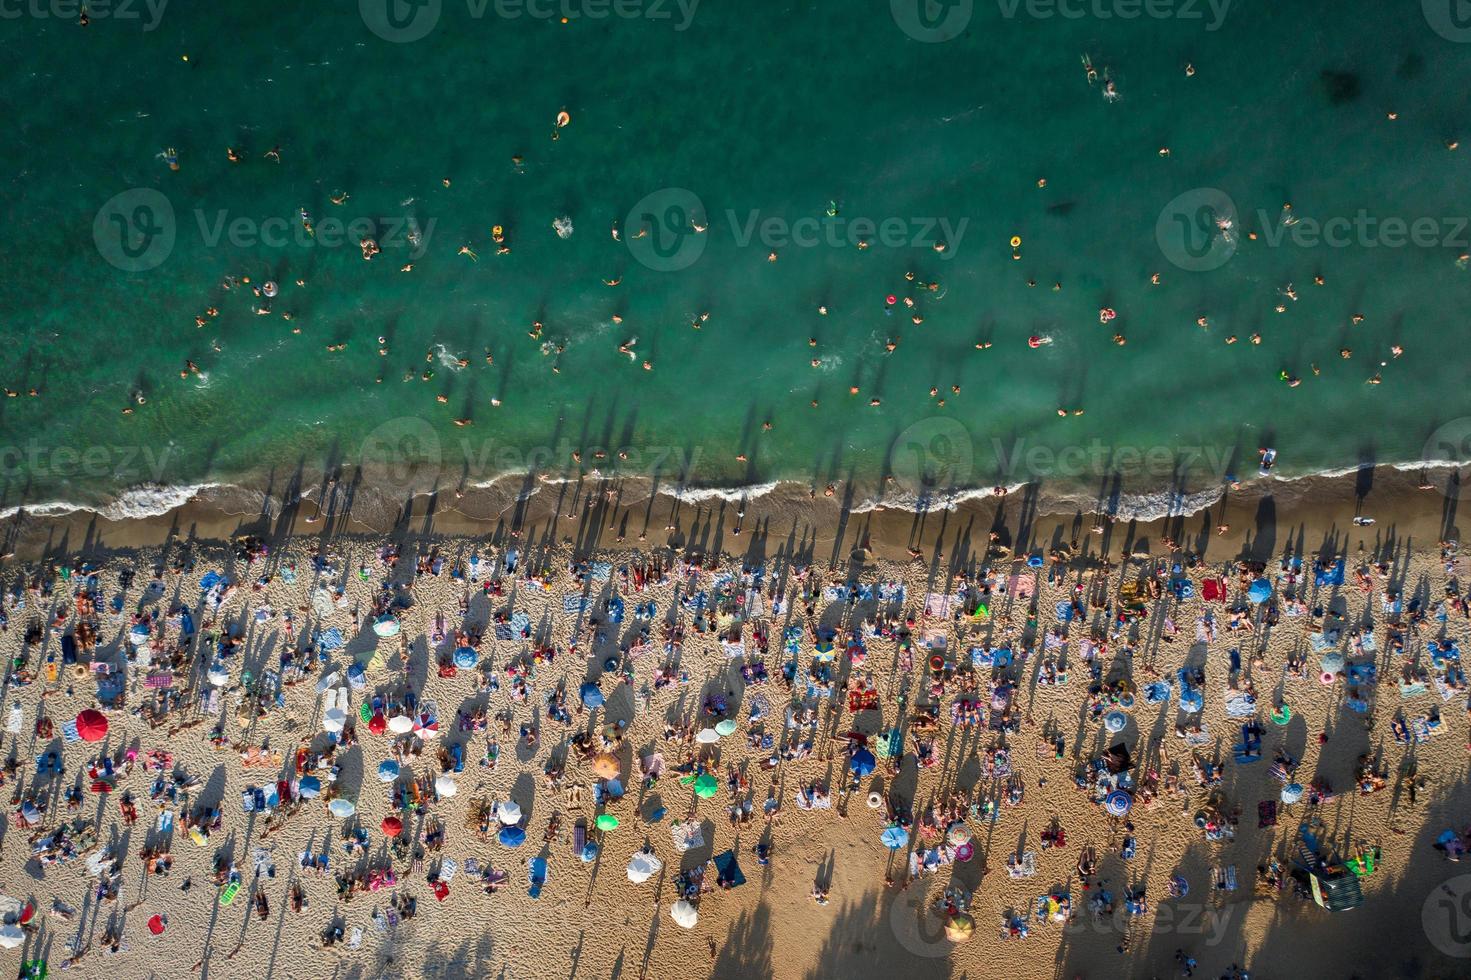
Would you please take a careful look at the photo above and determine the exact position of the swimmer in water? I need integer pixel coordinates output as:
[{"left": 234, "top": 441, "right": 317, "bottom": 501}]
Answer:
[
  {"left": 226, "top": 147, "right": 240, "bottom": 163},
  {"left": 1081, "top": 54, "right": 1098, "bottom": 86},
  {"left": 1027, "top": 335, "right": 1053, "bottom": 348},
  {"left": 330, "top": 190, "right": 349, "bottom": 205},
  {"left": 264, "top": 146, "right": 281, "bottom": 163},
  {"left": 458, "top": 245, "right": 478, "bottom": 262},
  {"left": 159, "top": 147, "right": 180, "bottom": 171}
]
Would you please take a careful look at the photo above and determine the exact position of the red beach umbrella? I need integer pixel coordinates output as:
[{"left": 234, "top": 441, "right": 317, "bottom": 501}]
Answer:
[
  {"left": 381, "top": 815, "right": 403, "bottom": 838},
  {"left": 76, "top": 709, "right": 108, "bottom": 742}
]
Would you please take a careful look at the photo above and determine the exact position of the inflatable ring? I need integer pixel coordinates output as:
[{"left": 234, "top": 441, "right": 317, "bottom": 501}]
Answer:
[
  {"left": 929, "top": 654, "right": 946, "bottom": 673},
  {"left": 867, "top": 791, "right": 883, "bottom": 809},
  {"left": 1271, "top": 704, "right": 1292, "bottom": 725},
  {"left": 1010, "top": 235, "right": 1022, "bottom": 248},
  {"left": 69, "top": 664, "right": 88, "bottom": 682},
  {"left": 1319, "top": 671, "right": 1336, "bottom": 686}
]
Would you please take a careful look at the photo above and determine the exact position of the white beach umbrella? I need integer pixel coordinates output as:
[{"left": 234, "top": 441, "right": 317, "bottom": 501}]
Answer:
[
  {"left": 323, "top": 708, "right": 347, "bottom": 733},
  {"left": 496, "top": 801, "right": 523, "bottom": 826},
  {"left": 207, "top": 665, "right": 231, "bottom": 687},
  {"left": 387, "top": 714, "right": 415, "bottom": 734},
  {"left": 670, "top": 900, "right": 699, "bottom": 929},
  {"left": 328, "top": 798, "right": 356, "bottom": 818},
  {"left": 695, "top": 728, "right": 720, "bottom": 744},
  {"left": 435, "top": 774, "right": 458, "bottom": 798},
  {"left": 0, "top": 925, "right": 24, "bottom": 949},
  {"left": 626, "top": 851, "right": 662, "bottom": 884}
]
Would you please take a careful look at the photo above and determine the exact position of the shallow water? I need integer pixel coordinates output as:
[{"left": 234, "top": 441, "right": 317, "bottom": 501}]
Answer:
[{"left": 3, "top": 0, "right": 1470, "bottom": 513}]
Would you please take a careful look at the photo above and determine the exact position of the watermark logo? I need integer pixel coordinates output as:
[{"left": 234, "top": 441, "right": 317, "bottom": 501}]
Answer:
[
  {"left": 1423, "top": 873, "right": 1471, "bottom": 957},
  {"left": 728, "top": 211, "right": 966, "bottom": 260},
  {"left": 359, "top": 417, "right": 444, "bottom": 493},
  {"left": 1256, "top": 209, "right": 1471, "bottom": 250},
  {"left": 94, "top": 189, "right": 175, "bottom": 272},
  {"left": 0, "top": 0, "right": 169, "bottom": 30},
  {"left": 361, "top": 0, "right": 442, "bottom": 42},
  {"left": 1421, "top": 419, "right": 1471, "bottom": 503},
  {"left": 891, "top": 0, "right": 973, "bottom": 41},
  {"left": 995, "top": 0, "right": 1230, "bottom": 29},
  {"left": 1424, "top": 0, "right": 1471, "bottom": 43},
  {"left": 625, "top": 188, "right": 708, "bottom": 272},
  {"left": 887, "top": 883, "right": 953, "bottom": 957},
  {"left": 0, "top": 443, "right": 176, "bottom": 484},
  {"left": 1156, "top": 188, "right": 1238, "bottom": 272},
  {"left": 361, "top": 0, "right": 698, "bottom": 41},
  {"left": 890, "top": 418, "right": 974, "bottom": 491}
]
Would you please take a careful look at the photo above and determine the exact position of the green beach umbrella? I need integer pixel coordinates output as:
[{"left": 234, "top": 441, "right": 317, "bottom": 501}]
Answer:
[
  {"left": 596, "top": 813, "right": 620, "bottom": 831},
  {"left": 714, "top": 718, "right": 737, "bottom": 737},
  {"left": 693, "top": 773, "right": 719, "bottom": 798}
]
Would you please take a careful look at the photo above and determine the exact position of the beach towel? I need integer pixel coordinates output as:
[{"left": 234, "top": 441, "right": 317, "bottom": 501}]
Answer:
[
  {"left": 1201, "top": 578, "right": 1225, "bottom": 602},
  {"left": 1008, "top": 575, "right": 1036, "bottom": 600},
  {"left": 1257, "top": 801, "right": 1277, "bottom": 828},
  {"left": 562, "top": 596, "right": 589, "bottom": 615},
  {"left": 1399, "top": 681, "right": 1428, "bottom": 700},
  {"left": 317, "top": 627, "right": 344, "bottom": 651},
  {"left": 1224, "top": 691, "right": 1257, "bottom": 717},
  {"left": 528, "top": 857, "right": 548, "bottom": 899},
  {"left": 1143, "top": 681, "right": 1171, "bottom": 705},
  {"left": 878, "top": 582, "right": 905, "bottom": 603},
  {"left": 925, "top": 593, "right": 954, "bottom": 618},
  {"left": 713, "top": 850, "right": 747, "bottom": 888},
  {"left": 1183, "top": 725, "right": 1211, "bottom": 747},
  {"left": 721, "top": 639, "right": 745, "bottom": 659},
  {"left": 1315, "top": 560, "right": 1345, "bottom": 587}
]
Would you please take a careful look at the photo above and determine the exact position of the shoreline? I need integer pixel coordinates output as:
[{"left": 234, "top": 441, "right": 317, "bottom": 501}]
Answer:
[{"left": 2, "top": 459, "right": 1460, "bottom": 566}]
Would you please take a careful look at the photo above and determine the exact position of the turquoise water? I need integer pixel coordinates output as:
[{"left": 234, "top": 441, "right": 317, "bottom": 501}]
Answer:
[{"left": 3, "top": 0, "right": 1471, "bottom": 509}]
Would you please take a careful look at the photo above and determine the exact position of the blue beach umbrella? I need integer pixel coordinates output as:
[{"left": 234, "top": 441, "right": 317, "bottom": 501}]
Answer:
[
  {"left": 498, "top": 825, "right": 527, "bottom": 847},
  {"left": 454, "top": 646, "right": 479, "bottom": 669},
  {"left": 850, "top": 748, "right": 876, "bottom": 777},
  {"left": 297, "top": 775, "right": 321, "bottom": 799},
  {"left": 580, "top": 683, "right": 605, "bottom": 709},
  {"left": 377, "top": 760, "right": 400, "bottom": 782},
  {"left": 1247, "top": 579, "right": 1272, "bottom": 604},
  {"left": 1104, "top": 790, "right": 1132, "bottom": 817},
  {"left": 881, "top": 826, "right": 910, "bottom": 850}
]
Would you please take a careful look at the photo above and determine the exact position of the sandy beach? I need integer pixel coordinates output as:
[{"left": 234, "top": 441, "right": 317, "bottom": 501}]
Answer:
[{"left": 0, "top": 474, "right": 1468, "bottom": 980}]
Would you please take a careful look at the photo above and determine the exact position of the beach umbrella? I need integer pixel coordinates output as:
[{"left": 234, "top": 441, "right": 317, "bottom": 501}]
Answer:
[
  {"left": 387, "top": 714, "right": 414, "bottom": 734},
  {"left": 0, "top": 925, "right": 24, "bottom": 950},
  {"left": 580, "top": 842, "right": 600, "bottom": 863},
  {"left": 850, "top": 747, "right": 876, "bottom": 776},
  {"left": 1247, "top": 578, "right": 1272, "bottom": 604},
  {"left": 435, "top": 774, "right": 458, "bottom": 798},
  {"left": 595, "top": 813, "right": 619, "bottom": 831},
  {"left": 207, "top": 663, "right": 231, "bottom": 687},
  {"left": 146, "top": 914, "right": 166, "bottom": 936},
  {"left": 1103, "top": 711, "right": 1128, "bottom": 733},
  {"left": 297, "top": 776, "right": 322, "bottom": 799},
  {"left": 954, "top": 842, "right": 975, "bottom": 862},
  {"left": 695, "top": 728, "right": 720, "bottom": 744},
  {"left": 714, "top": 718, "right": 737, "bottom": 737},
  {"left": 579, "top": 683, "right": 605, "bottom": 709},
  {"left": 377, "top": 760, "right": 400, "bottom": 782},
  {"left": 881, "top": 825, "right": 910, "bottom": 850},
  {"left": 693, "top": 773, "right": 719, "bottom": 798},
  {"left": 944, "top": 913, "right": 976, "bottom": 943},
  {"left": 591, "top": 753, "right": 620, "bottom": 779},
  {"left": 381, "top": 815, "right": 403, "bottom": 838},
  {"left": 946, "top": 822, "right": 972, "bottom": 846},
  {"left": 328, "top": 798, "right": 356, "bottom": 818},
  {"left": 626, "top": 851, "right": 662, "bottom": 884},
  {"left": 1281, "top": 783, "right": 1304, "bottom": 805},
  {"left": 413, "top": 715, "right": 440, "bottom": 740},
  {"left": 453, "top": 647, "right": 479, "bottom": 669},
  {"left": 368, "top": 713, "right": 388, "bottom": 735},
  {"left": 323, "top": 707, "right": 347, "bottom": 733},
  {"left": 372, "top": 616, "right": 400, "bottom": 638},
  {"left": 496, "top": 801, "right": 523, "bottom": 826},
  {"left": 1104, "top": 790, "right": 1133, "bottom": 817},
  {"left": 75, "top": 709, "right": 107, "bottom": 742},
  {"left": 670, "top": 900, "right": 699, "bottom": 929},
  {"left": 497, "top": 825, "right": 526, "bottom": 848}
]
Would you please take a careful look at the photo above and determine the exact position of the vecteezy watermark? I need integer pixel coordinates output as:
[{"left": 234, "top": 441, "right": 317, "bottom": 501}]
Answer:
[
  {"left": 1062, "top": 901, "right": 1235, "bottom": 944},
  {"left": 1255, "top": 209, "right": 1471, "bottom": 250},
  {"left": 888, "top": 418, "right": 1236, "bottom": 492},
  {"left": 1420, "top": 418, "right": 1471, "bottom": 503},
  {"left": 357, "top": 416, "right": 705, "bottom": 493},
  {"left": 94, "top": 189, "right": 434, "bottom": 271},
  {"left": 996, "top": 0, "right": 1230, "bottom": 29},
  {"left": 622, "top": 187, "right": 968, "bottom": 272},
  {"left": 94, "top": 189, "right": 176, "bottom": 273},
  {"left": 888, "top": 882, "right": 954, "bottom": 957},
  {"left": 0, "top": 443, "right": 178, "bottom": 484},
  {"left": 360, "top": 0, "right": 698, "bottom": 42},
  {"left": 1424, "top": 0, "right": 1471, "bottom": 43},
  {"left": 1423, "top": 873, "right": 1471, "bottom": 958},
  {"left": 890, "top": 418, "right": 975, "bottom": 490},
  {"left": 624, "top": 188, "right": 709, "bottom": 273},
  {"left": 0, "top": 0, "right": 168, "bottom": 29},
  {"left": 727, "top": 211, "right": 966, "bottom": 261},
  {"left": 1156, "top": 188, "right": 1238, "bottom": 272},
  {"left": 891, "top": 0, "right": 973, "bottom": 42}
]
